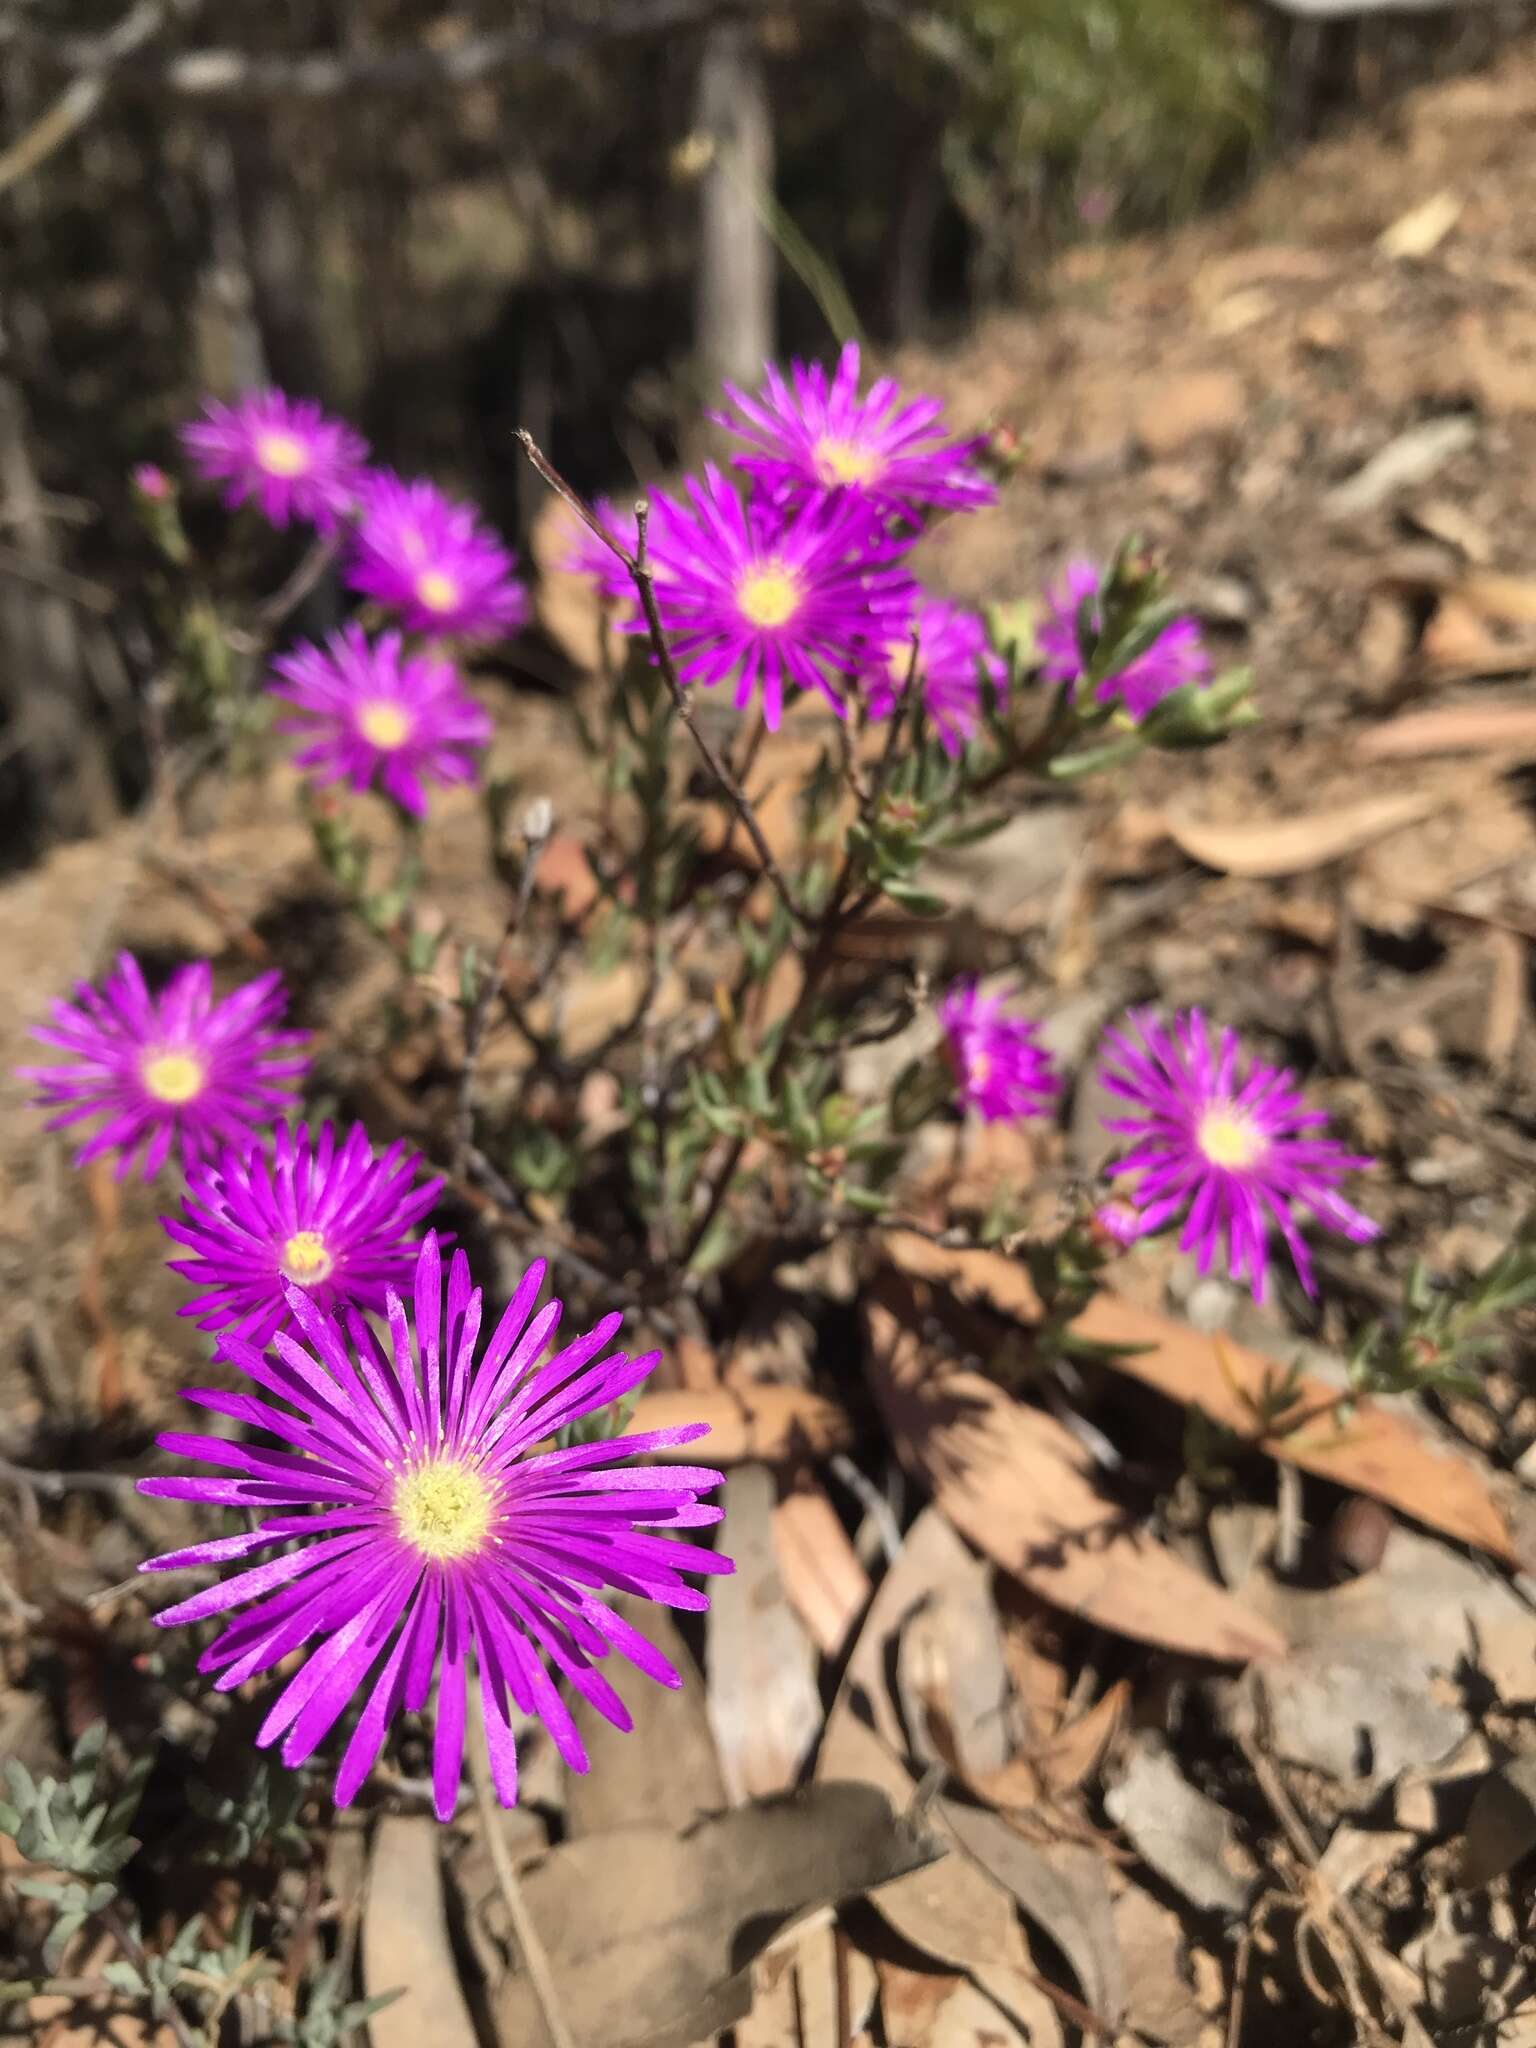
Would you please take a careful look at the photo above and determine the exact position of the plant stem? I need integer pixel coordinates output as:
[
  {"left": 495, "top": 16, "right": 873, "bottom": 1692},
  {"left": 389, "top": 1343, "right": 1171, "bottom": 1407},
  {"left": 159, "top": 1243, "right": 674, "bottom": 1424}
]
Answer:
[
  {"left": 100, "top": 1901, "right": 202, "bottom": 2048},
  {"left": 469, "top": 1710, "right": 576, "bottom": 2048},
  {"left": 514, "top": 430, "right": 807, "bottom": 933}
]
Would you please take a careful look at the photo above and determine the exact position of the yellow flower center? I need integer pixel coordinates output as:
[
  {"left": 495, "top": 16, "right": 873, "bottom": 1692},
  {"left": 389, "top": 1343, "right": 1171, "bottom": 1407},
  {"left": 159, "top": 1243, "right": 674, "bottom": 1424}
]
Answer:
[
  {"left": 280, "top": 1230, "right": 334, "bottom": 1285},
  {"left": 737, "top": 565, "right": 801, "bottom": 629},
  {"left": 415, "top": 569, "right": 461, "bottom": 615},
  {"left": 254, "top": 430, "right": 311, "bottom": 478},
  {"left": 1198, "top": 1105, "right": 1264, "bottom": 1171},
  {"left": 141, "top": 1051, "right": 206, "bottom": 1105},
  {"left": 357, "top": 701, "right": 412, "bottom": 750},
  {"left": 393, "top": 1459, "right": 495, "bottom": 1562},
  {"left": 814, "top": 436, "right": 880, "bottom": 487}
]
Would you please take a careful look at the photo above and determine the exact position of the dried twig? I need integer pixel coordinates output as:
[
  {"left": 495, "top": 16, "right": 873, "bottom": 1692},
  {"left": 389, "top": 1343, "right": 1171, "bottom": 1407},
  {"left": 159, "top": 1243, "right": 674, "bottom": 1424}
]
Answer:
[
  {"left": 0, "top": 0, "right": 189, "bottom": 193},
  {"left": 469, "top": 1706, "right": 576, "bottom": 2048},
  {"left": 515, "top": 430, "right": 807, "bottom": 935}
]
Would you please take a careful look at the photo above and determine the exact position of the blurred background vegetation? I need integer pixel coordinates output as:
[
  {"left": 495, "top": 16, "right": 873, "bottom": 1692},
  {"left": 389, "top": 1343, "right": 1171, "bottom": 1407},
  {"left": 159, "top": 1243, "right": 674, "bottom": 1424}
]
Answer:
[{"left": 0, "top": 0, "right": 1531, "bottom": 857}]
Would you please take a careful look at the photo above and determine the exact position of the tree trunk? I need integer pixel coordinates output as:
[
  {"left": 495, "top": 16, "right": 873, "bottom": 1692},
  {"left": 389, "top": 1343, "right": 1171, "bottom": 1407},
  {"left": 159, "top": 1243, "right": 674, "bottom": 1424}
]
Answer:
[{"left": 693, "top": 22, "right": 775, "bottom": 397}]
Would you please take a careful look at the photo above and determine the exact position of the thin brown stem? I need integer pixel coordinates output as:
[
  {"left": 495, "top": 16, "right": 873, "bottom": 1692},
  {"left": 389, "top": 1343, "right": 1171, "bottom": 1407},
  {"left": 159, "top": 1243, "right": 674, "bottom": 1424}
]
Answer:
[
  {"left": 514, "top": 430, "right": 807, "bottom": 933},
  {"left": 99, "top": 1901, "right": 201, "bottom": 2048},
  {"left": 469, "top": 1706, "right": 576, "bottom": 2048}
]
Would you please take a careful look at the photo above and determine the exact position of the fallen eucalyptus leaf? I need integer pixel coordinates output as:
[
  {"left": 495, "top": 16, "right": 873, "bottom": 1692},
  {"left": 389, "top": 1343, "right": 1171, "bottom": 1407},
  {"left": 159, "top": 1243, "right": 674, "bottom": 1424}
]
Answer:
[{"left": 488, "top": 1783, "right": 937, "bottom": 2048}]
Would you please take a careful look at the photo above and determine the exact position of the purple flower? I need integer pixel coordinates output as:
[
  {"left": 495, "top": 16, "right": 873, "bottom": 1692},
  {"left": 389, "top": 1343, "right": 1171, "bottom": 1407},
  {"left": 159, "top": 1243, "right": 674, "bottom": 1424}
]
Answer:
[
  {"left": 269, "top": 625, "right": 492, "bottom": 819},
  {"left": 939, "top": 982, "right": 1060, "bottom": 1124},
  {"left": 1037, "top": 559, "right": 1211, "bottom": 722},
  {"left": 132, "top": 463, "right": 172, "bottom": 503},
  {"left": 20, "top": 955, "right": 309, "bottom": 1181},
  {"left": 139, "top": 1233, "right": 731, "bottom": 1821},
  {"left": 865, "top": 594, "right": 1004, "bottom": 758},
  {"left": 163, "top": 1122, "right": 444, "bottom": 1351},
  {"left": 713, "top": 342, "right": 996, "bottom": 520},
  {"left": 180, "top": 389, "right": 368, "bottom": 533},
  {"left": 641, "top": 464, "right": 913, "bottom": 729},
  {"left": 1092, "top": 1199, "right": 1151, "bottom": 1249},
  {"left": 563, "top": 497, "right": 641, "bottom": 609},
  {"left": 1098, "top": 1007, "right": 1380, "bottom": 1301},
  {"left": 347, "top": 473, "right": 528, "bottom": 640}
]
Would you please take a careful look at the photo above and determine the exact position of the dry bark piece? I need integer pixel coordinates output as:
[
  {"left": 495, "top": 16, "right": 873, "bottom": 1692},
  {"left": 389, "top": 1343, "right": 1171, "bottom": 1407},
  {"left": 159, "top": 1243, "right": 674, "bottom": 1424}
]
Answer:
[
  {"left": 1103, "top": 1738, "right": 1255, "bottom": 1917},
  {"left": 487, "top": 1783, "right": 937, "bottom": 2048},
  {"left": 706, "top": 1463, "right": 823, "bottom": 1802},
  {"left": 863, "top": 1277, "right": 1285, "bottom": 1664},
  {"left": 365, "top": 1815, "right": 477, "bottom": 2048},
  {"left": 565, "top": 1596, "right": 725, "bottom": 1838},
  {"left": 882, "top": 1233, "right": 1519, "bottom": 1568},
  {"left": 624, "top": 1384, "right": 852, "bottom": 1464}
]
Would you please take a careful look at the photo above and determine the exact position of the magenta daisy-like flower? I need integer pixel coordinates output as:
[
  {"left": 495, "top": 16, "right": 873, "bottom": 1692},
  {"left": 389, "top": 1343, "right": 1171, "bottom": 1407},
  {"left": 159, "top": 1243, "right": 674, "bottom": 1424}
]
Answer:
[
  {"left": 139, "top": 1233, "right": 731, "bottom": 1821},
  {"left": 179, "top": 389, "right": 368, "bottom": 533},
  {"left": 20, "top": 955, "right": 309, "bottom": 1180},
  {"left": 641, "top": 464, "right": 913, "bottom": 729},
  {"left": 269, "top": 625, "right": 492, "bottom": 819},
  {"left": 163, "top": 1122, "right": 444, "bottom": 1351},
  {"left": 1037, "top": 558, "right": 1211, "bottom": 723},
  {"left": 713, "top": 342, "right": 996, "bottom": 520},
  {"left": 939, "top": 982, "right": 1060, "bottom": 1124},
  {"left": 865, "top": 594, "right": 1004, "bottom": 758},
  {"left": 1098, "top": 1008, "right": 1380, "bottom": 1301},
  {"left": 346, "top": 473, "right": 528, "bottom": 640}
]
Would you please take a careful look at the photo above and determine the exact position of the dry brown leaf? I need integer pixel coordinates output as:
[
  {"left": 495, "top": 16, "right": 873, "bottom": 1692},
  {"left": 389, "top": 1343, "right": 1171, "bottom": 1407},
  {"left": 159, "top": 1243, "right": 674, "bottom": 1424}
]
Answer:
[
  {"left": 1458, "top": 571, "right": 1536, "bottom": 625},
  {"left": 488, "top": 1784, "right": 935, "bottom": 2048},
  {"left": 365, "top": 1815, "right": 478, "bottom": 2048},
  {"left": 816, "top": 1511, "right": 1062, "bottom": 2046},
  {"left": 624, "top": 1385, "right": 852, "bottom": 1464},
  {"left": 972, "top": 1681, "right": 1130, "bottom": 1807},
  {"left": 863, "top": 1280, "right": 1285, "bottom": 1663},
  {"left": 1111, "top": 1885, "right": 1207, "bottom": 2048},
  {"left": 1163, "top": 787, "right": 1450, "bottom": 878},
  {"left": 885, "top": 1233, "right": 1519, "bottom": 1568},
  {"left": 1422, "top": 592, "right": 1536, "bottom": 679},
  {"left": 707, "top": 1464, "right": 823, "bottom": 1801},
  {"left": 1357, "top": 702, "right": 1536, "bottom": 762},
  {"left": 773, "top": 1477, "right": 871, "bottom": 1658},
  {"left": 940, "top": 1799, "right": 1125, "bottom": 2024}
]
